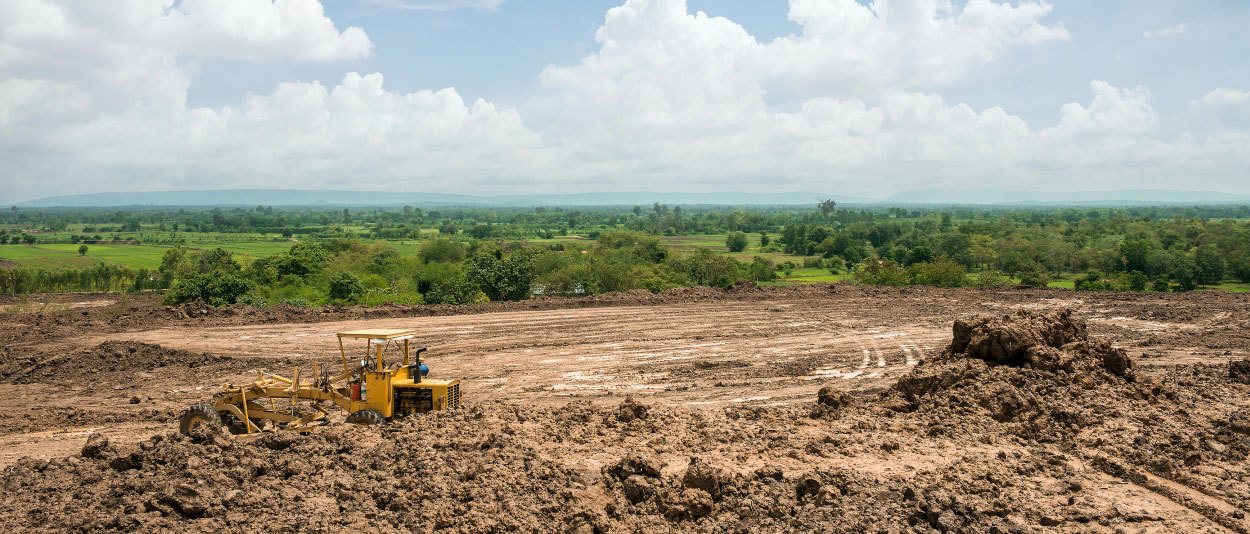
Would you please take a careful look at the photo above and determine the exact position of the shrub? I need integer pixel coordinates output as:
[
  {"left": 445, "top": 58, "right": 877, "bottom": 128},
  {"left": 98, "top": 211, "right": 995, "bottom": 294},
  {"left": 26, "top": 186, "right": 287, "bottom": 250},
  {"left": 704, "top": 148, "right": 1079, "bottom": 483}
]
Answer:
[
  {"left": 854, "top": 259, "right": 909, "bottom": 286},
  {"left": 825, "top": 256, "right": 845, "bottom": 274},
  {"left": 1074, "top": 271, "right": 1114, "bottom": 291},
  {"left": 328, "top": 272, "right": 363, "bottom": 301},
  {"left": 418, "top": 239, "right": 466, "bottom": 264},
  {"left": 197, "top": 248, "right": 240, "bottom": 273},
  {"left": 666, "top": 248, "right": 744, "bottom": 288},
  {"left": 747, "top": 256, "right": 777, "bottom": 282},
  {"left": 1016, "top": 264, "right": 1051, "bottom": 288},
  {"left": 726, "top": 232, "right": 748, "bottom": 253},
  {"left": 1171, "top": 256, "right": 1199, "bottom": 291},
  {"left": 973, "top": 270, "right": 1009, "bottom": 288},
  {"left": 237, "top": 292, "right": 268, "bottom": 308},
  {"left": 907, "top": 259, "right": 967, "bottom": 288},
  {"left": 162, "top": 270, "right": 254, "bottom": 306},
  {"left": 466, "top": 249, "right": 542, "bottom": 301},
  {"left": 266, "top": 242, "right": 328, "bottom": 278},
  {"left": 425, "top": 273, "right": 488, "bottom": 305}
]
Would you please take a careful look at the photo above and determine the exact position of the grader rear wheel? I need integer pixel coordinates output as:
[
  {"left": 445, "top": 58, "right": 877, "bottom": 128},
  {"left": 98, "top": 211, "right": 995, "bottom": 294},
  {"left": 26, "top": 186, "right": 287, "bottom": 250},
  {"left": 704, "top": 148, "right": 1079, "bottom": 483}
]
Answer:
[
  {"left": 346, "top": 409, "right": 386, "bottom": 425},
  {"left": 179, "top": 403, "right": 223, "bottom": 436}
]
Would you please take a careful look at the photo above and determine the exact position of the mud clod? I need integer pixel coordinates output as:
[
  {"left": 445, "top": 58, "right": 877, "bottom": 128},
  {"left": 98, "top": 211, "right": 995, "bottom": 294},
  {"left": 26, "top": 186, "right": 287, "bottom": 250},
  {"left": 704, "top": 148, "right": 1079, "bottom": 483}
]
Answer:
[
  {"left": 606, "top": 455, "right": 661, "bottom": 480},
  {"left": 680, "top": 457, "right": 724, "bottom": 500},
  {"left": 614, "top": 397, "right": 649, "bottom": 422},
  {"left": 661, "top": 488, "right": 713, "bottom": 521},
  {"left": 622, "top": 475, "right": 655, "bottom": 504},
  {"left": 1230, "top": 360, "right": 1250, "bottom": 384},
  {"left": 816, "top": 386, "right": 854, "bottom": 410},
  {"left": 950, "top": 308, "right": 1085, "bottom": 365},
  {"left": 80, "top": 433, "right": 109, "bottom": 458}
]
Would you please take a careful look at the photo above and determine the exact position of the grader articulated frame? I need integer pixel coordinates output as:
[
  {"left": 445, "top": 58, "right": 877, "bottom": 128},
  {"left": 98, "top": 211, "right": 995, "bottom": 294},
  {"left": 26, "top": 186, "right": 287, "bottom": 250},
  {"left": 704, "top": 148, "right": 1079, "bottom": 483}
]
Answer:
[{"left": 179, "top": 328, "right": 461, "bottom": 436}]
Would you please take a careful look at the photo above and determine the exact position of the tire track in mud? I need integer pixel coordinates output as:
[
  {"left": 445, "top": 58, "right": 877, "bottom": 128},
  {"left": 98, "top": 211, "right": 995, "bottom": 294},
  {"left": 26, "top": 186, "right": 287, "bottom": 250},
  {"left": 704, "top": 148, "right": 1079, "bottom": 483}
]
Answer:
[{"left": 1091, "top": 454, "right": 1250, "bottom": 533}]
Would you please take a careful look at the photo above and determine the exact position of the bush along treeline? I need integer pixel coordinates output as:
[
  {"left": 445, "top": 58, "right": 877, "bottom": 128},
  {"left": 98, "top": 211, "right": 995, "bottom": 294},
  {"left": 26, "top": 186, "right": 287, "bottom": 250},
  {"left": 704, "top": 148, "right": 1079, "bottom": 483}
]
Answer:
[
  {"left": 0, "top": 264, "right": 171, "bottom": 294},
  {"left": 778, "top": 208, "right": 1250, "bottom": 292},
  {"left": 154, "top": 232, "right": 779, "bottom": 307}
]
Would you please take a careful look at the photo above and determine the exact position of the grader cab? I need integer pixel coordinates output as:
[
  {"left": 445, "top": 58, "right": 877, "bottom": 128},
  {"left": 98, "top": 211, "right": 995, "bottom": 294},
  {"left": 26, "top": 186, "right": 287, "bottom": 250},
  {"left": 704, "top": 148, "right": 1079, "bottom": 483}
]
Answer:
[{"left": 178, "top": 328, "right": 460, "bottom": 436}]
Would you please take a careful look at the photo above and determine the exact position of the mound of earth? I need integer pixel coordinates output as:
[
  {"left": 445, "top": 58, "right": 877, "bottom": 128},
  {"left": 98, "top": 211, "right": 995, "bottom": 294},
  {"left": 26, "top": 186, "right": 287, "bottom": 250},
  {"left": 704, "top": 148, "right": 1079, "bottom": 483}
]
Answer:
[
  {"left": 888, "top": 309, "right": 1138, "bottom": 441},
  {"left": 0, "top": 401, "right": 1115, "bottom": 532},
  {"left": 0, "top": 341, "right": 229, "bottom": 385},
  {"left": 882, "top": 309, "right": 1250, "bottom": 529}
]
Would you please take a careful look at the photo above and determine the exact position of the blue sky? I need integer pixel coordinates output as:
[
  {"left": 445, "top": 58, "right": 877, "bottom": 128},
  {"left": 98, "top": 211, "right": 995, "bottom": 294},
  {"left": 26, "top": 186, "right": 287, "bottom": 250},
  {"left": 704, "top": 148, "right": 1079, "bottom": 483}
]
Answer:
[{"left": 2, "top": 0, "right": 1248, "bottom": 202}]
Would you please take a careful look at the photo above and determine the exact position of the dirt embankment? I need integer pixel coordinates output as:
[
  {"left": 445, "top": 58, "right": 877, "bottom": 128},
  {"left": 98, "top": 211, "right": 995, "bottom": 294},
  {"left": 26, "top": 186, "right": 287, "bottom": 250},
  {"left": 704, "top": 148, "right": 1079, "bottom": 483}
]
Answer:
[{"left": 2, "top": 309, "right": 1248, "bottom": 532}]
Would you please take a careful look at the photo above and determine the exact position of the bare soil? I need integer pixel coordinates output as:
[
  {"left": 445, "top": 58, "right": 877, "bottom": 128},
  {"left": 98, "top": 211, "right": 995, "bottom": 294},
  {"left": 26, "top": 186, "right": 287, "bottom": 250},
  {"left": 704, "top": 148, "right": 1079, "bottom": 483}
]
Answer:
[{"left": 0, "top": 285, "right": 1247, "bottom": 532}]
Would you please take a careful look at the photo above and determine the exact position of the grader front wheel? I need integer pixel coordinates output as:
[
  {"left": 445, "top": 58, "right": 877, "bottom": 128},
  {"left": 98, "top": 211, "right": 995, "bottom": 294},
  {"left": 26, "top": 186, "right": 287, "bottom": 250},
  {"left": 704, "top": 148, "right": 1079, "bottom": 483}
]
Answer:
[{"left": 179, "top": 403, "right": 223, "bottom": 436}]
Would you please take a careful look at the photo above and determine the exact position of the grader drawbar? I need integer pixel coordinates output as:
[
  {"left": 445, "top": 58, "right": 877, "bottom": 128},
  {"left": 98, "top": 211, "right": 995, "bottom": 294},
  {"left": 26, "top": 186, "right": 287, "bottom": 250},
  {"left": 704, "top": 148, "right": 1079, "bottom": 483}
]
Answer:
[{"left": 179, "top": 329, "right": 460, "bottom": 436}]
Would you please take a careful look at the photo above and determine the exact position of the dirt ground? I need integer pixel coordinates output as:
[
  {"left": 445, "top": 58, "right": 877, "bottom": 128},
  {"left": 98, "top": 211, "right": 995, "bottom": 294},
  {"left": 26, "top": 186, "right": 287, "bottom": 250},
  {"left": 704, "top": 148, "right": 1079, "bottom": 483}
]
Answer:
[{"left": 0, "top": 284, "right": 1247, "bottom": 532}]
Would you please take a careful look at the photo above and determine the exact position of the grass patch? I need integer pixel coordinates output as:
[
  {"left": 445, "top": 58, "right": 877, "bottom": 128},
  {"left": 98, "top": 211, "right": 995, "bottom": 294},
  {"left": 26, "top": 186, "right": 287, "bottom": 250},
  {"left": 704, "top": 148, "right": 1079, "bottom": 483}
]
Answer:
[
  {"left": 1203, "top": 281, "right": 1250, "bottom": 293},
  {"left": 38, "top": 244, "right": 168, "bottom": 270},
  {"left": 0, "top": 295, "right": 71, "bottom": 315},
  {"left": 772, "top": 267, "right": 851, "bottom": 285},
  {"left": 659, "top": 235, "right": 729, "bottom": 250},
  {"left": 0, "top": 245, "right": 99, "bottom": 269}
]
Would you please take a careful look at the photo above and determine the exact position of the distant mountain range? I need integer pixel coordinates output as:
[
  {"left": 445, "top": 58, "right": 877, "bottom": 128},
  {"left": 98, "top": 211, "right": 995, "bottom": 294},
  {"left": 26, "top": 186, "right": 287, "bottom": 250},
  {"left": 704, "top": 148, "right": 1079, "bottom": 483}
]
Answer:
[{"left": 11, "top": 188, "right": 1250, "bottom": 207}]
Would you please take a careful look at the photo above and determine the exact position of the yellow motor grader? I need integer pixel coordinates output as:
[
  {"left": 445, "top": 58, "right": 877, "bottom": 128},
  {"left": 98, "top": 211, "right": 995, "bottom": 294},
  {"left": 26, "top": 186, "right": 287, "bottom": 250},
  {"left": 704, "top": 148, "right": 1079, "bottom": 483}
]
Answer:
[{"left": 178, "top": 329, "right": 460, "bottom": 436}]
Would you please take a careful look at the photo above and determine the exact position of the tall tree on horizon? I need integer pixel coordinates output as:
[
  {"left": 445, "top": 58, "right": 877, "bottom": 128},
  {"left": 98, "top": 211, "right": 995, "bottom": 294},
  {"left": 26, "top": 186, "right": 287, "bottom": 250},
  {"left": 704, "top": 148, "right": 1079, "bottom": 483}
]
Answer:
[{"left": 819, "top": 199, "right": 837, "bottom": 217}]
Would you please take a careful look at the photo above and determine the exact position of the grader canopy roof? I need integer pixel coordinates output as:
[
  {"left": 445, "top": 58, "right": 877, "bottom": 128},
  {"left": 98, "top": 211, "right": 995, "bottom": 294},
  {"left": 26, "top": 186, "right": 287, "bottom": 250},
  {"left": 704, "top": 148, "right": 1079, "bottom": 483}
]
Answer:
[{"left": 337, "top": 329, "right": 417, "bottom": 340}]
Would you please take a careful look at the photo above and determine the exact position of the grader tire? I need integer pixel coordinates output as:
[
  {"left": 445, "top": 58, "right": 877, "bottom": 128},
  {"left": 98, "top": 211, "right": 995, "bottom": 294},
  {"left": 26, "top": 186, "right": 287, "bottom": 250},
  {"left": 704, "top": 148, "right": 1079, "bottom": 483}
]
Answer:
[
  {"left": 346, "top": 409, "right": 386, "bottom": 425},
  {"left": 179, "top": 403, "right": 223, "bottom": 437}
]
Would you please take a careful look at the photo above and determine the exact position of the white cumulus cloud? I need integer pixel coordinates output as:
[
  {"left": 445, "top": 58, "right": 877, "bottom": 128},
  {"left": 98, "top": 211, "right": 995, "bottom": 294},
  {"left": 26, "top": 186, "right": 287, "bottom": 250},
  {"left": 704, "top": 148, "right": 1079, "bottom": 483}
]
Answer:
[
  {"left": 1143, "top": 24, "right": 1185, "bottom": 39},
  {"left": 767, "top": 0, "right": 1070, "bottom": 96},
  {"left": 1192, "top": 88, "right": 1250, "bottom": 107},
  {"left": 357, "top": 0, "right": 507, "bottom": 11}
]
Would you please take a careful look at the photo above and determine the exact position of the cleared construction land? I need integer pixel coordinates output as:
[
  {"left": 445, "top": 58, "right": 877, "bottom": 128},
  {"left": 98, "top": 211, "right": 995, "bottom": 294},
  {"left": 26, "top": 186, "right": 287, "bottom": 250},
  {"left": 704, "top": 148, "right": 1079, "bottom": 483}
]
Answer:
[{"left": 0, "top": 285, "right": 1247, "bottom": 531}]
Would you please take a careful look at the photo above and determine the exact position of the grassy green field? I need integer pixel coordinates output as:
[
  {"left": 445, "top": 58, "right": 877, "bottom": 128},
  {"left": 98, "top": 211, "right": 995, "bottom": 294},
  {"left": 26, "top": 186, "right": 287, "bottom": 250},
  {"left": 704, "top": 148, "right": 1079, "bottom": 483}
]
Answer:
[
  {"left": 1205, "top": 281, "right": 1250, "bottom": 293},
  {"left": 770, "top": 267, "right": 852, "bottom": 285},
  {"left": 0, "top": 245, "right": 99, "bottom": 269},
  {"left": 38, "top": 244, "right": 169, "bottom": 269},
  {"left": 659, "top": 234, "right": 730, "bottom": 251}
]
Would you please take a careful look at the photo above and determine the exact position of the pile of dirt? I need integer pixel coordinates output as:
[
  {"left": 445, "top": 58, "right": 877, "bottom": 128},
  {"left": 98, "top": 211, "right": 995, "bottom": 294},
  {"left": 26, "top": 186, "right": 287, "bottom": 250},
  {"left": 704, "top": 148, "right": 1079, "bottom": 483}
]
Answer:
[
  {"left": 0, "top": 341, "right": 229, "bottom": 386},
  {"left": 880, "top": 309, "right": 1250, "bottom": 530},
  {"left": 0, "top": 401, "right": 1105, "bottom": 532},
  {"left": 888, "top": 309, "right": 1138, "bottom": 442}
]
